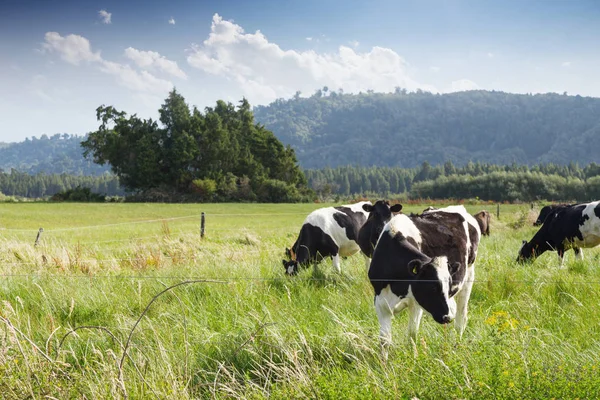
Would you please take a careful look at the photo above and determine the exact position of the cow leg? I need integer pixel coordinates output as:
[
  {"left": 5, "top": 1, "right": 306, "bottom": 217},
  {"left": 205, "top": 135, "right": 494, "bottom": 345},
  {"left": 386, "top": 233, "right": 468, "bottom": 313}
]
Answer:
[
  {"left": 407, "top": 300, "right": 423, "bottom": 341},
  {"left": 332, "top": 253, "right": 341, "bottom": 273},
  {"left": 454, "top": 266, "right": 475, "bottom": 338},
  {"left": 374, "top": 286, "right": 403, "bottom": 349},
  {"left": 574, "top": 247, "right": 584, "bottom": 260}
]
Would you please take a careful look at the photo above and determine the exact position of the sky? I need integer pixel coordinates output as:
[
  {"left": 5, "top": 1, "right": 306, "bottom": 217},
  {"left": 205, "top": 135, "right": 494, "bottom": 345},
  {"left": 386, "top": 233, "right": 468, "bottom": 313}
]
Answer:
[{"left": 1, "top": 0, "right": 599, "bottom": 142}]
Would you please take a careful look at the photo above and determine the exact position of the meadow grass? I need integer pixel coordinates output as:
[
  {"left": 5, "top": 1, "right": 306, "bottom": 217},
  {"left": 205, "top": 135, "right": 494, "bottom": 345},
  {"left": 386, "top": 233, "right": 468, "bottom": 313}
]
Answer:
[{"left": 1, "top": 202, "right": 600, "bottom": 399}]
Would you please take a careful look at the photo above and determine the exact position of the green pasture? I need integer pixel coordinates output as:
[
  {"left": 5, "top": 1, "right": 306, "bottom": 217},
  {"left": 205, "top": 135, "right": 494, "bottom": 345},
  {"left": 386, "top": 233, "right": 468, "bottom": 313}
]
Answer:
[{"left": 1, "top": 202, "right": 600, "bottom": 399}]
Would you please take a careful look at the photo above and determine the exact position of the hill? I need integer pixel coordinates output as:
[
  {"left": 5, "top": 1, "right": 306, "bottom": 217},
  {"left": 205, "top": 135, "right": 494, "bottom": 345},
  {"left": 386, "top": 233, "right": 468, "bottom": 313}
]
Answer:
[
  {"left": 253, "top": 90, "right": 600, "bottom": 169},
  {"left": 0, "top": 133, "right": 110, "bottom": 175}
]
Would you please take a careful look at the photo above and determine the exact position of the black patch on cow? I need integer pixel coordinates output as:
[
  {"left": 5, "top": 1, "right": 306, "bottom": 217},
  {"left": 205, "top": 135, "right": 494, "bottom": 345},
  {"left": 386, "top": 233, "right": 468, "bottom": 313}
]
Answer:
[
  {"left": 518, "top": 203, "right": 590, "bottom": 262},
  {"left": 333, "top": 206, "right": 367, "bottom": 242},
  {"left": 283, "top": 223, "right": 339, "bottom": 274},
  {"left": 594, "top": 203, "right": 600, "bottom": 219}
]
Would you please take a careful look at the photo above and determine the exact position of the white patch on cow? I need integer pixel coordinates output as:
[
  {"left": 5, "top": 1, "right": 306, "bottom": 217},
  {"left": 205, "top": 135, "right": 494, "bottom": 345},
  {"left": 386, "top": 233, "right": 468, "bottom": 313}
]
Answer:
[
  {"left": 385, "top": 214, "right": 422, "bottom": 246},
  {"left": 303, "top": 201, "right": 371, "bottom": 258},
  {"left": 431, "top": 255, "right": 451, "bottom": 300},
  {"left": 572, "top": 200, "right": 600, "bottom": 248},
  {"left": 287, "top": 265, "right": 295, "bottom": 275}
]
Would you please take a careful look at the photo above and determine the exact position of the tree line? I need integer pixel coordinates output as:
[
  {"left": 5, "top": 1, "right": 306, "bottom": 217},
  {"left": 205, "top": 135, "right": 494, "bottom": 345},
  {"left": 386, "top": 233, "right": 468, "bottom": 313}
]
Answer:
[
  {"left": 0, "top": 170, "right": 122, "bottom": 199},
  {"left": 3, "top": 161, "right": 600, "bottom": 203}
]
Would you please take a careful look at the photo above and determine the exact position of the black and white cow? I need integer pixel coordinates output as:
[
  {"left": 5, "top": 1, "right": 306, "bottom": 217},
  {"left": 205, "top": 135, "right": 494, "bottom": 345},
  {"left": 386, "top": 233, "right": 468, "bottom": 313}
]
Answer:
[
  {"left": 283, "top": 201, "right": 371, "bottom": 275},
  {"left": 369, "top": 205, "right": 481, "bottom": 345},
  {"left": 357, "top": 200, "right": 403, "bottom": 269},
  {"left": 533, "top": 203, "right": 571, "bottom": 226},
  {"left": 518, "top": 201, "right": 600, "bottom": 264}
]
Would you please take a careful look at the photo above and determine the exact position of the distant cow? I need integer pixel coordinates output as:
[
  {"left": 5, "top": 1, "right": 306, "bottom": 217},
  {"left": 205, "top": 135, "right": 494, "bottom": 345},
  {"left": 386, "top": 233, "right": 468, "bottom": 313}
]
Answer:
[
  {"left": 534, "top": 203, "right": 571, "bottom": 226},
  {"left": 283, "top": 201, "right": 371, "bottom": 275},
  {"left": 369, "top": 205, "right": 481, "bottom": 346},
  {"left": 473, "top": 210, "right": 491, "bottom": 236},
  {"left": 518, "top": 201, "right": 600, "bottom": 264},
  {"left": 357, "top": 200, "right": 403, "bottom": 268}
]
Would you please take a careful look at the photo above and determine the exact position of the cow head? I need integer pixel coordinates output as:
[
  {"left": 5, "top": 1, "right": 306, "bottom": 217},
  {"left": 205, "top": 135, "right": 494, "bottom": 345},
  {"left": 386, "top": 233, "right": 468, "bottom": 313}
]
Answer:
[
  {"left": 363, "top": 200, "right": 402, "bottom": 220},
  {"left": 409, "top": 256, "right": 459, "bottom": 324},
  {"left": 517, "top": 239, "right": 539, "bottom": 262},
  {"left": 282, "top": 259, "right": 300, "bottom": 275},
  {"left": 534, "top": 206, "right": 552, "bottom": 226},
  {"left": 282, "top": 247, "right": 299, "bottom": 275}
]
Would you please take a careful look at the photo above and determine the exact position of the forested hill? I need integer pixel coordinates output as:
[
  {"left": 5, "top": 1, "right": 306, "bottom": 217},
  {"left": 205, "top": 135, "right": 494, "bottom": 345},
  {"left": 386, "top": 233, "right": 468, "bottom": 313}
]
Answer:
[
  {"left": 0, "top": 134, "right": 110, "bottom": 175},
  {"left": 253, "top": 90, "right": 600, "bottom": 169}
]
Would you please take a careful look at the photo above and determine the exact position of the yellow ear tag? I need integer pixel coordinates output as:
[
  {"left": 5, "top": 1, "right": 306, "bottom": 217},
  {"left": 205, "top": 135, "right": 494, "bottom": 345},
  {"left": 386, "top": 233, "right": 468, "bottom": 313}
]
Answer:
[{"left": 412, "top": 266, "right": 418, "bottom": 275}]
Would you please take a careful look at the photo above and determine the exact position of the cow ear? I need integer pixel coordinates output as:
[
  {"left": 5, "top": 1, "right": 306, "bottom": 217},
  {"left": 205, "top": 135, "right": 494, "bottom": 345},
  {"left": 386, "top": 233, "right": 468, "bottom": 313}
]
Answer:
[
  {"left": 522, "top": 240, "right": 527, "bottom": 245},
  {"left": 449, "top": 262, "right": 461, "bottom": 275},
  {"left": 407, "top": 259, "right": 424, "bottom": 276},
  {"left": 282, "top": 259, "right": 287, "bottom": 267},
  {"left": 363, "top": 204, "right": 373, "bottom": 212},
  {"left": 390, "top": 204, "right": 403, "bottom": 213}
]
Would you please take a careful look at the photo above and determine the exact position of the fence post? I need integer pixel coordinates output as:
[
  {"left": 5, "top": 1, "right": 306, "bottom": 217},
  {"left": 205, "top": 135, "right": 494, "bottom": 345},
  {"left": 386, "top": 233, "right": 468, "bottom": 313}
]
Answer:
[
  {"left": 34, "top": 228, "right": 44, "bottom": 247},
  {"left": 201, "top": 212, "right": 205, "bottom": 239},
  {"left": 496, "top": 204, "right": 500, "bottom": 220}
]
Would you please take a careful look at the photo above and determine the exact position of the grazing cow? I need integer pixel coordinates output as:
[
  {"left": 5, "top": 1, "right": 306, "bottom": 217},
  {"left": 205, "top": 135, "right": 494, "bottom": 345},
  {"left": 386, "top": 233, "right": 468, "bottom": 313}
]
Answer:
[
  {"left": 518, "top": 201, "right": 600, "bottom": 264},
  {"left": 534, "top": 203, "right": 571, "bottom": 226},
  {"left": 369, "top": 205, "right": 481, "bottom": 346},
  {"left": 357, "top": 200, "right": 403, "bottom": 268},
  {"left": 473, "top": 210, "right": 491, "bottom": 236},
  {"left": 283, "top": 201, "right": 371, "bottom": 275}
]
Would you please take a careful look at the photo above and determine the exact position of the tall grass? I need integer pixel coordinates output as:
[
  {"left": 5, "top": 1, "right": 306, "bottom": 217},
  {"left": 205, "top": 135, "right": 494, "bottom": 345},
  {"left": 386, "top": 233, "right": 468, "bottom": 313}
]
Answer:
[{"left": 1, "top": 202, "right": 599, "bottom": 398}]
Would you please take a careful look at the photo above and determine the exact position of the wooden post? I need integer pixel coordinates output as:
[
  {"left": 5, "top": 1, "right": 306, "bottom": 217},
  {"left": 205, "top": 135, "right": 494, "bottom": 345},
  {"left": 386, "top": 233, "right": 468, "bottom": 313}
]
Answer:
[
  {"left": 34, "top": 228, "right": 44, "bottom": 247},
  {"left": 201, "top": 212, "right": 205, "bottom": 238},
  {"left": 496, "top": 204, "right": 500, "bottom": 220}
]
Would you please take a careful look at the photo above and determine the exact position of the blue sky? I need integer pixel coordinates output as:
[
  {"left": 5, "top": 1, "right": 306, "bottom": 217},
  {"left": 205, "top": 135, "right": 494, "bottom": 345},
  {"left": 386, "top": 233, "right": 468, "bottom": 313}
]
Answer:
[{"left": 1, "top": 0, "right": 599, "bottom": 142}]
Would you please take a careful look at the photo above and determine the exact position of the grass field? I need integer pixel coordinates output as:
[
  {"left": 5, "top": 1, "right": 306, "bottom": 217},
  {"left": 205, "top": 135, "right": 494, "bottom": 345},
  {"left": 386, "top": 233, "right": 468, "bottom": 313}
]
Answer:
[{"left": 1, "top": 202, "right": 600, "bottom": 399}]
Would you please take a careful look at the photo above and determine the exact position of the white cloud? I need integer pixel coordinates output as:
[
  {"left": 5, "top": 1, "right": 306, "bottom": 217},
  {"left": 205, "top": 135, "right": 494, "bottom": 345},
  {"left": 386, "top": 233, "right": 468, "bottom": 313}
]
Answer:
[
  {"left": 562, "top": 61, "right": 571, "bottom": 67},
  {"left": 449, "top": 79, "right": 479, "bottom": 92},
  {"left": 42, "top": 32, "right": 102, "bottom": 65},
  {"left": 187, "top": 14, "right": 437, "bottom": 105},
  {"left": 124, "top": 47, "right": 187, "bottom": 79},
  {"left": 42, "top": 32, "right": 173, "bottom": 96},
  {"left": 169, "top": 18, "right": 176, "bottom": 25},
  {"left": 100, "top": 61, "right": 173, "bottom": 94},
  {"left": 349, "top": 40, "right": 360, "bottom": 48},
  {"left": 98, "top": 10, "right": 112, "bottom": 24},
  {"left": 305, "top": 37, "right": 313, "bottom": 41}
]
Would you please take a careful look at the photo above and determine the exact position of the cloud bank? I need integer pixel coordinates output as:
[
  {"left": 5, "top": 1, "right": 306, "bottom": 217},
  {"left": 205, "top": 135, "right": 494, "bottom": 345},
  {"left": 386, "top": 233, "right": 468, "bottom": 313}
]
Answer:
[{"left": 187, "top": 14, "right": 438, "bottom": 105}]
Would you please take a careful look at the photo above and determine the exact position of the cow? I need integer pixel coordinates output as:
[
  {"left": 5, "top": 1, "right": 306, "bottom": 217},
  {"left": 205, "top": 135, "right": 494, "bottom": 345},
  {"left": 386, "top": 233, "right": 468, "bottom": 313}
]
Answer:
[
  {"left": 517, "top": 201, "right": 600, "bottom": 264},
  {"left": 283, "top": 201, "right": 372, "bottom": 275},
  {"left": 369, "top": 205, "right": 481, "bottom": 347},
  {"left": 473, "top": 210, "right": 491, "bottom": 236},
  {"left": 534, "top": 203, "right": 571, "bottom": 226},
  {"left": 357, "top": 200, "right": 403, "bottom": 269}
]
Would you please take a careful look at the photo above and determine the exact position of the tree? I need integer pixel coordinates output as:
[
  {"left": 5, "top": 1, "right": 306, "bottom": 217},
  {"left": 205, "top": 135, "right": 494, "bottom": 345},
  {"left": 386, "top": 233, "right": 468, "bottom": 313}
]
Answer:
[{"left": 81, "top": 90, "right": 311, "bottom": 202}]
